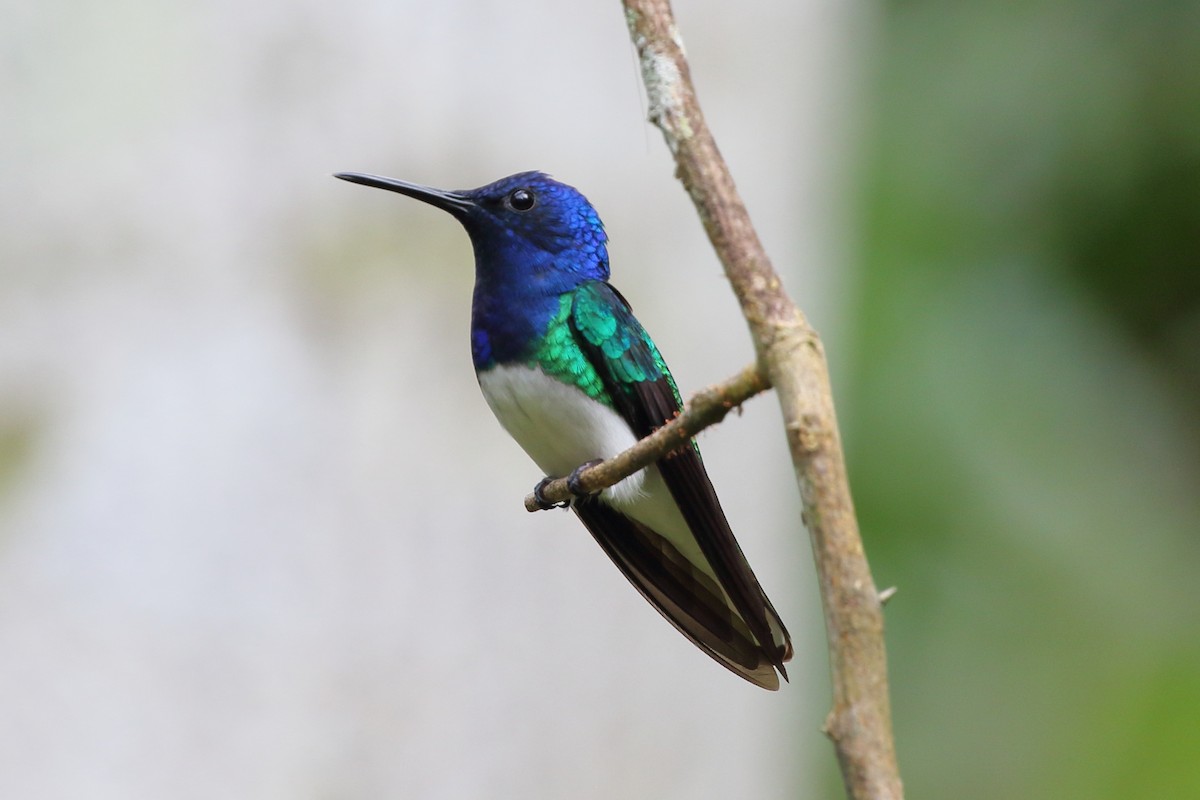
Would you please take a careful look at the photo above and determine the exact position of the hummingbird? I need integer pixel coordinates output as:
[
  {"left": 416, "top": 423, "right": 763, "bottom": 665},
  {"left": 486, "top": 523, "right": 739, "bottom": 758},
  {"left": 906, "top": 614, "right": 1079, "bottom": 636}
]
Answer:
[{"left": 335, "top": 170, "right": 793, "bottom": 689}]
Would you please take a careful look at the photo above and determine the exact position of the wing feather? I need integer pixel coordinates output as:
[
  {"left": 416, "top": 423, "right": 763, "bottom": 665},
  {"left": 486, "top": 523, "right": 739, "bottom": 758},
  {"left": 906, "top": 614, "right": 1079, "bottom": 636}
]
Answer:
[
  {"left": 568, "top": 282, "right": 793, "bottom": 682},
  {"left": 573, "top": 498, "right": 781, "bottom": 690}
]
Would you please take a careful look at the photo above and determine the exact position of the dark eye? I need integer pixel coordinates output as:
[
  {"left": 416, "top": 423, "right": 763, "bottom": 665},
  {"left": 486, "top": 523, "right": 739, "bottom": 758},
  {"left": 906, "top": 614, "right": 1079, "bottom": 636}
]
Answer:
[{"left": 508, "top": 188, "right": 536, "bottom": 211}]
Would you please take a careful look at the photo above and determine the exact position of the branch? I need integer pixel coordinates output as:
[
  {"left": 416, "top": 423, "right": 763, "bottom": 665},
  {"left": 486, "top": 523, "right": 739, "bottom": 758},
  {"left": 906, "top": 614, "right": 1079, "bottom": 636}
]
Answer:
[
  {"left": 524, "top": 363, "right": 768, "bottom": 511},
  {"left": 622, "top": 2, "right": 904, "bottom": 799}
]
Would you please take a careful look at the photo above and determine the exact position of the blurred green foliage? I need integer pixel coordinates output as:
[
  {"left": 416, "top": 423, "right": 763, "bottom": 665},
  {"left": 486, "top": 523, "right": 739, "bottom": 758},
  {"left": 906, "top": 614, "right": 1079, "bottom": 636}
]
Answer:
[
  {"left": 842, "top": 1, "right": 1200, "bottom": 797},
  {"left": 0, "top": 417, "right": 38, "bottom": 508}
]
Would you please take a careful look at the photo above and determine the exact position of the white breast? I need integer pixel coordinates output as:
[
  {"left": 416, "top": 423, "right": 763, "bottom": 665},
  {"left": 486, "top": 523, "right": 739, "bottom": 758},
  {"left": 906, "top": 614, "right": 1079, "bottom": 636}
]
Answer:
[
  {"left": 477, "top": 364, "right": 646, "bottom": 504},
  {"left": 480, "top": 364, "right": 717, "bottom": 577}
]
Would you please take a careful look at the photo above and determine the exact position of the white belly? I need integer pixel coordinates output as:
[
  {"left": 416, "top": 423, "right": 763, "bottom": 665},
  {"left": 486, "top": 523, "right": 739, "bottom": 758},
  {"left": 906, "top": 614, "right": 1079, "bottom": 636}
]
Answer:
[
  {"left": 477, "top": 364, "right": 647, "bottom": 504},
  {"left": 478, "top": 363, "right": 714, "bottom": 577}
]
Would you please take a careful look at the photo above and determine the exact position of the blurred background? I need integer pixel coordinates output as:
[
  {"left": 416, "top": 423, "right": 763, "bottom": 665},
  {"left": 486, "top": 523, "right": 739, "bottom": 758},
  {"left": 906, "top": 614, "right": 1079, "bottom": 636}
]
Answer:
[
  {"left": 846, "top": 2, "right": 1200, "bottom": 798},
  {"left": 0, "top": 0, "right": 1196, "bottom": 798}
]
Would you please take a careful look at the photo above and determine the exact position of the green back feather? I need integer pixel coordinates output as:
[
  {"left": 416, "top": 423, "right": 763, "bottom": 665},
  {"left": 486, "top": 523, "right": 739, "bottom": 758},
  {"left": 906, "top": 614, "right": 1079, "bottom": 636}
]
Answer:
[{"left": 530, "top": 283, "right": 681, "bottom": 410}]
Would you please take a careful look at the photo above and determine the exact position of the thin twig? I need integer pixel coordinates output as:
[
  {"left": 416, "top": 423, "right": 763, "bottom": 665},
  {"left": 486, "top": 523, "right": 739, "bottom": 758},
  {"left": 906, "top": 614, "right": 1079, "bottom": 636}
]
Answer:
[
  {"left": 524, "top": 363, "right": 768, "bottom": 512},
  {"left": 621, "top": 2, "right": 904, "bottom": 798}
]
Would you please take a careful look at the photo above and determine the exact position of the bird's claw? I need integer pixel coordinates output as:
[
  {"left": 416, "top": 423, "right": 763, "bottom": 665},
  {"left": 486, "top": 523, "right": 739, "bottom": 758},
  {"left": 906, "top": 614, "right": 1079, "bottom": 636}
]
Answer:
[
  {"left": 532, "top": 476, "right": 570, "bottom": 511},
  {"left": 567, "top": 459, "right": 605, "bottom": 498},
  {"left": 531, "top": 459, "right": 605, "bottom": 511}
]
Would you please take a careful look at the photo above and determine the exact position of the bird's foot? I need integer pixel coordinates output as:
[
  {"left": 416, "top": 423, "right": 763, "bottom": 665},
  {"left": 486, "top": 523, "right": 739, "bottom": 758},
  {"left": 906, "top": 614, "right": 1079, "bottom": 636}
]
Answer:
[
  {"left": 530, "top": 459, "right": 605, "bottom": 511},
  {"left": 566, "top": 459, "right": 605, "bottom": 498},
  {"left": 532, "top": 477, "right": 570, "bottom": 511}
]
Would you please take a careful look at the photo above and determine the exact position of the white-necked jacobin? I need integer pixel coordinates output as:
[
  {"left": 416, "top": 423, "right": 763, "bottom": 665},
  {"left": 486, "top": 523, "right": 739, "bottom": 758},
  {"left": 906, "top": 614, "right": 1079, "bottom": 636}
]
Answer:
[{"left": 335, "top": 170, "right": 793, "bottom": 689}]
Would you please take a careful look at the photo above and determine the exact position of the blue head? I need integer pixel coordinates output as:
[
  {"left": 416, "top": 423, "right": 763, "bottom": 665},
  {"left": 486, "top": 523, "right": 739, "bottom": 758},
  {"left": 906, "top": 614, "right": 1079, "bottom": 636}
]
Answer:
[{"left": 336, "top": 170, "right": 611, "bottom": 367}]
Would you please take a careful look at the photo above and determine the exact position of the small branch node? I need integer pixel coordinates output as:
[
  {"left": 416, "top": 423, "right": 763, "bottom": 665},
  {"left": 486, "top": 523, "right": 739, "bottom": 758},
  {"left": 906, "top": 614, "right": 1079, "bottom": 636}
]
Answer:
[{"left": 786, "top": 413, "right": 826, "bottom": 454}]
